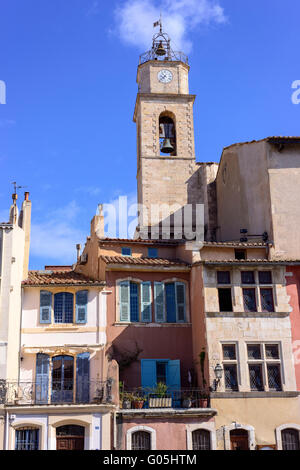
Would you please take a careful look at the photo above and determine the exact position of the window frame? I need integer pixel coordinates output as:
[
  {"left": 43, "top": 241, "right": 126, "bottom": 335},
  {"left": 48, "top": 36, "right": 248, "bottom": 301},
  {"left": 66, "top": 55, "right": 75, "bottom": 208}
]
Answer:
[
  {"left": 121, "top": 247, "right": 132, "bottom": 257},
  {"left": 126, "top": 426, "right": 156, "bottom": 450},
  {"left": 246, "top": 342, "right": 283, "bottom": 392},
  {"left": 240, "top": 269, "right": 276, "bottom": 313},
  {"left": 221, "top": 342, "right": 239, "bottom": 392},
  {"left": 39, "top": 289, "right": 89, "bottom": 326}
]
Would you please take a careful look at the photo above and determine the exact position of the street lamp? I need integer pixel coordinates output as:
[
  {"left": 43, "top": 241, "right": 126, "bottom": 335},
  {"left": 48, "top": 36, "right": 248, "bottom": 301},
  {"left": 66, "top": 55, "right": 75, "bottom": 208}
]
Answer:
[{"left": 214, "top": 363, "right": 223, "bottom": 391}]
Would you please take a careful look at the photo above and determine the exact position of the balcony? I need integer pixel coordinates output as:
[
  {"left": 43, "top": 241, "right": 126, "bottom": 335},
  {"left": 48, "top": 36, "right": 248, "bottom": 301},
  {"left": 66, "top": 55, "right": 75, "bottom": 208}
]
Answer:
[
  {"left": 120, "top": 387, "right": 211, "bottom": 411},
  {"left": 0, "top": 380, "right": 113, "bottom": 406}
]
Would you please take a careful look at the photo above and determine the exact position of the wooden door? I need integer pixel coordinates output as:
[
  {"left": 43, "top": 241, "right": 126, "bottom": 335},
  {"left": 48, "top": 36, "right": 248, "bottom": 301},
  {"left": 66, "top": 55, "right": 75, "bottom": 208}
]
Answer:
[
  {"left": 57, "top": 436, "right": 84, "bottom": 450},
  {"left": 230, "top": 429, "right": 249, "bottom": 451}
]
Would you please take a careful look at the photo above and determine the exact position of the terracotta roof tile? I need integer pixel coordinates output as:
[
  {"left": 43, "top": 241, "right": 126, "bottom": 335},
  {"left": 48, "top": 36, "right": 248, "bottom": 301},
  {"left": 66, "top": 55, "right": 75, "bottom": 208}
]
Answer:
[
  {"left": 203, "top": 241, "right": 268, "bottom": 248},
  {"left": 99, "top": 238, "right": 180, "bottom": 246},
  {"left": 23, "top": 270, "right": 105, "bottom": 286},
  {"left": 100, "top": 255, "right": 189, "bottom": 267},
  {"left": 199, "top": 259, "right": 300, "bottom": 265}
]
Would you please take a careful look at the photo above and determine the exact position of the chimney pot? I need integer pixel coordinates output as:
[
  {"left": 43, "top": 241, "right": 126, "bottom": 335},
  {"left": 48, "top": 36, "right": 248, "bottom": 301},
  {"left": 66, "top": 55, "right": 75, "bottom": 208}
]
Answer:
[{"left": 24, "top": 192, "right": 29, "bottom": 201}]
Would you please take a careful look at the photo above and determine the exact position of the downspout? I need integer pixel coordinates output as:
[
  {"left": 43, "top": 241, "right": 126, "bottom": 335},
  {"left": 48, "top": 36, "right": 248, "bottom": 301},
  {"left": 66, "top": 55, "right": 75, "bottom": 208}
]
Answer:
[{"left": 5, "top": 410, "right": 9, "bottom": 450}]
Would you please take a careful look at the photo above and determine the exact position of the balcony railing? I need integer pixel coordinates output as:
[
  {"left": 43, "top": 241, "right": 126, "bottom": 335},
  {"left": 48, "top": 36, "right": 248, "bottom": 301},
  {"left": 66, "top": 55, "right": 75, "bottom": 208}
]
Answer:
[
  {"left": 0, "top": 380, "right": 113, "bottom": 406},
  {"left": 120, "top": 388, "right": 210, "bottom": 410}
]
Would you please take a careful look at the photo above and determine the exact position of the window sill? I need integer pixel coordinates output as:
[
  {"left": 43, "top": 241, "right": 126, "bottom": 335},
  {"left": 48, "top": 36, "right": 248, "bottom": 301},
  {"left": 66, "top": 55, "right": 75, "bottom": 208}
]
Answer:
[
  {"left": 113, "top": 322, "right": 192, "bottom": 327},
  {"left": 44, "top": 325, "right": 81, "bottom": 331},
  {"left": 206, "top": 311, "right": 289, "bottom": 317}
]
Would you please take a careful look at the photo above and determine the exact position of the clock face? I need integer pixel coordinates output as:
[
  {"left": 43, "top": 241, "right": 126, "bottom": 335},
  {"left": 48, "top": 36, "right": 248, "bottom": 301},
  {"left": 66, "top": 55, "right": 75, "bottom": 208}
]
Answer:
[{"left": 158, "top": 69, "right": 173, "bottom": 84}]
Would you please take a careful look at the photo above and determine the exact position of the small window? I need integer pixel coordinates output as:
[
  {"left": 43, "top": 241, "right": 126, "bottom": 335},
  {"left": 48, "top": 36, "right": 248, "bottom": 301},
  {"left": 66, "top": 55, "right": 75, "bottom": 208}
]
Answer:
[
  {"left": 241, "top": 271, "right": 255, "bottom": 284},
  {"left": 192, "top": 430, "right": 211, "bottom": 450},
  {"left": 15, "top": 428, "right": 39, "bottom": 451},
  {"left": 249, "top": 364, "right": 264, "bottom": 391},
  {"left": 259, "top": 271, "right": 272, "bottom": 284},
  {"left": 282, "top": 429, "right": 300, "bottom": 450},
  {"left": 235, "top": 249, "right": 247, "bottom": 260},
  {"left": 132, "top": 431, "right": 151, "bottom": 450},
  {"left": 223, "top": 344, "right": 236, "bottom": 360},
  {"left": 148, "top": 247, "right": 158, "bottom": 258},
  {"left": 156, "top": 361, "right": 167, "bottom": 385},
  {"left": 218, "top": 288, "right": 233, "bottom": 312},
  {"left": 247, "top": 344, "right": 262, "bottom": 360},
  {"left": 122, "top": 247, "right": 132, "bottom": 256},
  {"left": 265, "top": 344, "right": 279, "bottom": 360},
  {"left": 217, "top": 271, "right": 231, "bottom": 284},
  {"left": 54, "top": 292, "right": 74, "bottom": 324},
  {"left": 260, "top": 288, "right": 274, "bottom": 312},
  {"left": 267, "top": 364, "right": 282, "bottom": 391}
]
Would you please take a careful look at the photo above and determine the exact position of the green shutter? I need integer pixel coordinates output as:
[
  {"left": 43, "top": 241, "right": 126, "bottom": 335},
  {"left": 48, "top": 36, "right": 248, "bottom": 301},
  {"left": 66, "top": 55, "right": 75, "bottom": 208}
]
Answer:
[
  {"left": 76, "top": 290, "right": 88, "bottom": 324},
  {"left": 40, "top": 291, "right": 52, "bottom": 324},
  {"left": 119, "top": 281, "right": 130, "bottom": 322},
  {"left": 141, "top": 282, "right": 152, "bottom": 322},
  {"left": 154, "top": 282, "right": 165, "bottom": 323},
  {"left": 175, "top": 282, "right": 186, "bottom": 322}
]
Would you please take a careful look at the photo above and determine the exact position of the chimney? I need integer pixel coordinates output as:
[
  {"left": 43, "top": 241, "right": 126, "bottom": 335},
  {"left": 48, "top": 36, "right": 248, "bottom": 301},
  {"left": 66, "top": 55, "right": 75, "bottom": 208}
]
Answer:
[
  {"left": 76, "top": 244, "right": 81, "bottom": 261},
  {"left": 9, "top": 193, "right": 18, "bottom": 225},
  {"left": 20, "top": 192, "right": 32, "bottom": 280},
  {"left": 90, "top": 204, "right": 105, "bottom": 239}
]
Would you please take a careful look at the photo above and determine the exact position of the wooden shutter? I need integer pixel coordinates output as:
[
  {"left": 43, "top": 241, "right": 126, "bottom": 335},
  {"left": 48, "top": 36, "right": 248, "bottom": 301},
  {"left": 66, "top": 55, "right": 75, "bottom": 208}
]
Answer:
[
  {"left": 154, "top": 282, "right": 165, "bottom": 323},
  {"left": 76, "top": 290, "right": 88, "bottom": 324},
  {"left": 119, "top": 281, "right": 130, "bottom": 322},
  {"left": 175, "top": 282, "right": 186, "bottom": 322},
  {"left": 141, "top": 359, "right": 157, "bottom": 389},
  {"left": 39, "top": 291, "right": 52, "bottom": 324},
  {"left": 141, "top": 282, "right": 152, "bottom": 323},
  {"left": 35, "top": 354, "right": 49, "bottom": 404},
  {"left": 167, "top": 360, "right": 181, "bottom": 390},
  {"left": 76, "top": 352, "right": 90, "bottom": 403},
  {"left": 165, "top": 283, "right": 176, "bottom": 323}
]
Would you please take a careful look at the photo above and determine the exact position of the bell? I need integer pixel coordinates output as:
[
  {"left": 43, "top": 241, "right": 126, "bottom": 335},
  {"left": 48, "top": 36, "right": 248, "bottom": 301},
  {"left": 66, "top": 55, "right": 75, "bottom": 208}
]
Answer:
[
  {"left": 161, "top": 138, "right": 174, "bottom": 154},
  {"left": 156, "top": 41, "right": 166, "bottom": 56}
]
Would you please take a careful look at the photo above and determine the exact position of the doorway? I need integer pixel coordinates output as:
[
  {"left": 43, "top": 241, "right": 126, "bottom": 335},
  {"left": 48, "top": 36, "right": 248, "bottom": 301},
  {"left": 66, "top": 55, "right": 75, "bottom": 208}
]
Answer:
[
  {"left": 230, "top": 429, "right": 249, "bottom": 450},
  {"left": 56, "top": 425, "right": 85, "bottom": 450}
]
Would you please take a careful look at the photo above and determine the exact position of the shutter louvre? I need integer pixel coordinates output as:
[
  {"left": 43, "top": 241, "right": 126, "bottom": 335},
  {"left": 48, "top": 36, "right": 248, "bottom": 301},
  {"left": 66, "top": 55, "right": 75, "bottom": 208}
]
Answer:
[
  {"left": 76, "top": 352, "right": 90, "bottom": 403},
  {"left": 175, "top": 282, "right": 186, "bottom": 322},
  {"left": 40, "top": 291, "right": 52, "bottom": 324},
  {"left": 141, "top": 282, "right": 152, "bottom": 323},
  {"left": 141, "top": 359, "right": 157, "bottom": 389},
  {"left": 76, "top": 290, "right": 88, "bottom": 324},
  {"left": 35, "top": 354, "right": 49, "bottom": 404},
  {"left": 119, "top": 281, "right": 130, "bottom": 322},
  {"left": 154, "top": 282, "right": 165, "bottom": 323}
]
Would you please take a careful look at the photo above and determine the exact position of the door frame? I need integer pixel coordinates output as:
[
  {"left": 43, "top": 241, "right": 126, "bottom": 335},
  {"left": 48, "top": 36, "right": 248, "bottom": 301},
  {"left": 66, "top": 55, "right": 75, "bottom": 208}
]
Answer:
[{"left": 223, "top": 423, "right": 255, "bottom": 450}]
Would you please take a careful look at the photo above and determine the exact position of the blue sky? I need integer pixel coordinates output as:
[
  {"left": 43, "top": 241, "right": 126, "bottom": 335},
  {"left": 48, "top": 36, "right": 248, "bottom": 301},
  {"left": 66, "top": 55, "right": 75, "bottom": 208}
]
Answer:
[{"left": 0, "top": 0, "right": 300, "bottom": 269}]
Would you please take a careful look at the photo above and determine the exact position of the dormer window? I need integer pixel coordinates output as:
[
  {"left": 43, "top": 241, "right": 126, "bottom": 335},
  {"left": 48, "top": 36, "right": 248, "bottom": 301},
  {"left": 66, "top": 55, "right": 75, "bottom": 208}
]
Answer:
[{"left": 122, "top": 247, "right": 132, "bottom": 256}]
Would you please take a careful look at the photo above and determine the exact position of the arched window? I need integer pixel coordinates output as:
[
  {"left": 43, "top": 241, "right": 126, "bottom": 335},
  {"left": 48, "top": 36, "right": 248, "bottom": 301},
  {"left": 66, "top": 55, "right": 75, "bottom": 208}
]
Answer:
[
  {"left": 15, "top": 427, "right": 39, "bottom": 450},
  {"left": 192, "top": 429, "right": 211, "bottom": 450},
  {"left": 132, "top": 431, "right": 151, "bottom": 450},
  {"left": 282, "top": 428, "right": 300, "bottom": 450},
  {"left": 159, "top": 114, "right": 176, "bottom": 156}
]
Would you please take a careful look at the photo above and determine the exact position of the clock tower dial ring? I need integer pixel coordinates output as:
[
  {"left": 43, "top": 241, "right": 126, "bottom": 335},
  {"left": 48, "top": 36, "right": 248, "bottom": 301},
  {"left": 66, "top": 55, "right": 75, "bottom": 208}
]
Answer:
[{"left": 158, "top": 69, "right": 173, "bottom": 84}]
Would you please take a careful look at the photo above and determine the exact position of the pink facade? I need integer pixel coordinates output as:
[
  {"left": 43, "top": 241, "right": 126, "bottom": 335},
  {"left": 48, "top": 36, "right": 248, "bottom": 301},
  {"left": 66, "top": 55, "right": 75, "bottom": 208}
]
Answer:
[{"left": 286, "top": 267, "right": 300, "bottom": 390}]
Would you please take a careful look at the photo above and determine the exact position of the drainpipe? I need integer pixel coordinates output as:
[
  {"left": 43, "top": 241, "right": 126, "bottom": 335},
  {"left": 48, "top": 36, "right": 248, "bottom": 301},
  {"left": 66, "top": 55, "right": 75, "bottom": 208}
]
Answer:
[{"left": 5, "top": 410, "right": 9, "bottom": 450}]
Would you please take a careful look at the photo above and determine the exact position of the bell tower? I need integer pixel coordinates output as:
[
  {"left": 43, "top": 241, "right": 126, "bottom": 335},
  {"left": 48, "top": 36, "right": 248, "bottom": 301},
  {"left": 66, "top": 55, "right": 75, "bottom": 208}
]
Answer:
[{"left": 134, "top": 23, "right": 201, "bottom": 237}]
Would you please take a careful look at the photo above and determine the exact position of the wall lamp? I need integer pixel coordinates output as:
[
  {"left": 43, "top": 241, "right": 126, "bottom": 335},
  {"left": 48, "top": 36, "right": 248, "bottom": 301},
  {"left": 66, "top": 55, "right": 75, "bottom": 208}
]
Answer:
[{"left": 214, "top": 363, "right": 223, "bottom": 391}]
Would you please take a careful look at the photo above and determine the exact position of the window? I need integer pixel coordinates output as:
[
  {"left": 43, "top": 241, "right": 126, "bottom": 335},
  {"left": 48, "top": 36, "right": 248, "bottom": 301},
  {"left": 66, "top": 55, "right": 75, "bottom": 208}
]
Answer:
[
  {"left": 132, "top": 431, "right": 151, "bottom": 450},
  {"left": 148, "top": 248, "right": 158, "bottom": 258},
  {"left": 241, "top": 271, "right": 255, "bottom": 284},
  {"left": 39, "top": 290, "right": 88, "bottom": 325},
  {"left": 15, "top": 428, "right": 39, "bottom": 450},
  {"left": 217, "top": 271, "right": 231, "bottom": 284},
  {"left": 35, "top": 352, "right": 90, "bottom": 404},
  {"left": 235, "top": 249, "right": 247, "bottom": 260},
  {"left": 260, "top": 288, "right": 274, "bottom": 312},
  {"left": 247, "top": 343, "right": 282, "bottom": 392},
  {"left": 222, "top": 344, "right": 238, "bottom": 391},
  {"left": 122, "top": 247, "right": 132, "bottom": 256},
  {"left": 282, "top": 429, "right": 300, "bottom": 450},
  {"left": 218, "top": 288, "right": 233, "bottom": 312},
  {"left": 243, "top": 288, "right": 257, "bottom": 312},
  {"left": 192, "top": 430, "right": 211, "bottom": 450},
  {"left": 259, "top": 271, "right": 272, "bottom": 284},
  {"left": 141, "top": 359, "right": 181, "bottom": 391},
  {"left": 119, "top": 281, "right": 152, "bottom": 323},
  {"left": 156, "top": 361, "right": 167, "bottom": 384}
]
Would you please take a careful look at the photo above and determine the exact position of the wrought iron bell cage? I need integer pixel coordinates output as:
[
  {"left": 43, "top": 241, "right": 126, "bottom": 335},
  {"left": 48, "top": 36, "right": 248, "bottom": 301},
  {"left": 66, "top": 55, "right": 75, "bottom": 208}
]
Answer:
[{"left": 139, "top": 28, "right": 188, "bottom": 65}]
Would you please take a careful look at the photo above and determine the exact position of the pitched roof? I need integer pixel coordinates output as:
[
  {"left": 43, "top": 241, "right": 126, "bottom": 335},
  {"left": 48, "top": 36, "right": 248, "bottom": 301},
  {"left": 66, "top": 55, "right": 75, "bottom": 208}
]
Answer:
[
  {"left": 99, "top": 238, "right": 181, "bottom": 246},
  {"left": 203, "top": 241, "right": 268, "bottom": 248},
  {"left": 100, "top": 255, "right": 189, "bottom": 267},
  {"left": 223, "top": 136, "right": 300, "bottom": 151},
  {"left": 23, "top": 270, "right": 105, "bottom": 287}
]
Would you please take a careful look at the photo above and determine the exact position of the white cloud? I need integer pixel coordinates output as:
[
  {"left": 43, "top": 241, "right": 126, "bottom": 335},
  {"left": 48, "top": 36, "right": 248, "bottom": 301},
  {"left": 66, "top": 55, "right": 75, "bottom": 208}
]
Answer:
[
  {"left": 114, "top": 0, "right": 227, "bottom": 53},
  {"left": 30, "top": 201, "right": 86, "bottom": 265}
]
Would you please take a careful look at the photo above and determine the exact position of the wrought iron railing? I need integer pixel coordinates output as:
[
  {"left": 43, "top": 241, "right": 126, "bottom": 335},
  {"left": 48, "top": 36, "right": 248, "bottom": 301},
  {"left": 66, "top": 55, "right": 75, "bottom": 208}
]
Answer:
[
  {"left": 120, "top": 388, "right": 210, "bottom": 410},
  {"left": 139, "top": 49, "right": 189, "bottom": 66},
  {"left": 0, "top": 379, "right": 113, "bottom": 406}
]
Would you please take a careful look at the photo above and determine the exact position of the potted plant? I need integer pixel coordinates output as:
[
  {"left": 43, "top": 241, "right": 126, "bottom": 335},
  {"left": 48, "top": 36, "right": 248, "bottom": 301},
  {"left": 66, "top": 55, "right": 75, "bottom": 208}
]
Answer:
[
  {"left": 120, "top": 392, "right": 133, "bottom": 409},
  {"left": 182, "top": 392, "right": 193, "bottom": 408},
  {"left": 149, "top": 382, "right": 172, "bottom": 408},
  {"left": 132, "top": 394, "right": 145, "bottom": 409}
]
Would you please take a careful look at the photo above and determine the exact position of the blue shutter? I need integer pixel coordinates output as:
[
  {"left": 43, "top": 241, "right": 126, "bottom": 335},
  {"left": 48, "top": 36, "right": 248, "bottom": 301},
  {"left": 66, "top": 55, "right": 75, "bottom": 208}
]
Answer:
[
  {"left": 165, "top": 283, "right": 176, "bottom": 323},
  {"left": 130, "top": 282, "right": 139, "bottom": 322},
  {"left": 76, "top": 290, "right": 88, "bottom": 324},
  {"left": 119, "top": 281, "right": 130, "bottom": 322},
  {"left": 154, "top": 282, "right": 165, "bottom": 323},
  {"left": 35, "top": 354, "right": 49, "bottom": 404},
  {"left": 167, "top": 360, "right": 181, "bottom": 391},
  {"left": 141, "top": 282, "right": 152, "bottom": 322},
  {"left": 141, "top": 359, "right": 157, "bottom": 390},
  {"left": 40, "top": 291, "right": 52, "bottom": 324},
  {"left": 76, "top": 352, "right": 90, "bottom": 403},
  {"left": 175, "top": 282, "right": 186, "bottom": 322}
]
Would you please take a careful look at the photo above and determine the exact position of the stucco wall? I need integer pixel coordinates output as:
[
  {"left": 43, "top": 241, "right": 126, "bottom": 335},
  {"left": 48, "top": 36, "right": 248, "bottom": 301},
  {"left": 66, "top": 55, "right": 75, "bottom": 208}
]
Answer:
[{"left": 286, "top": 267, "right": 300, "bottom": 390}]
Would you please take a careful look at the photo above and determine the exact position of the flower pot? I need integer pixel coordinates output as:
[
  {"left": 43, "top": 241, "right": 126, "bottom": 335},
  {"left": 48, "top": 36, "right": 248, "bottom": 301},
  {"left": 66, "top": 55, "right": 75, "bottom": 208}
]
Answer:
[
  {"left": 149, "top": 397, "right": 172, "bottom": 408},
  {"left": 182, "top": 398, "right": 192, "bottom": 408},
  {"left": 133, "top": 401, "right": 144, "bottom": 409},
  {"left": 122, "top": 399, "right": 131, "bottom": 409}
]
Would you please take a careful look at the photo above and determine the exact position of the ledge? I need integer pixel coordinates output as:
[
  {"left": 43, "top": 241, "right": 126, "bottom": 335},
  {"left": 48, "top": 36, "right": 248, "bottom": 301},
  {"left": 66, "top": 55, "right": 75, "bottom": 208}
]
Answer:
[
  {"left": 113, "top": 322, "right": 192, "bottom": 328},
  {"left": 206, "top": 312, "right": 289, "bottom": 318},
  {"left": 210, "top": 391, "right": 300, "bottom": 399},
  {"left": 4, "top": 403, "right": 117, "bottom": 413},
  {"left": 118, "top": 408, "right": 217, "bottom": 419}
]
